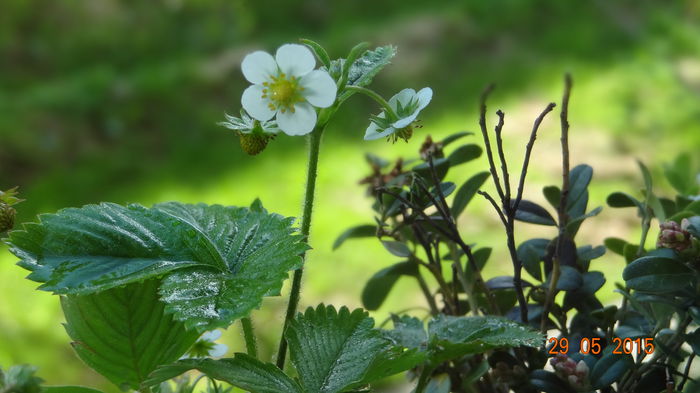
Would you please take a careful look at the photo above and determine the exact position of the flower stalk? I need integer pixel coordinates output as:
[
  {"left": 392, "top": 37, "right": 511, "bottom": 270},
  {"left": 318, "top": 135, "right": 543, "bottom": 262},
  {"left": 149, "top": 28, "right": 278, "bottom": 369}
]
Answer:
[{"left": 276, "top": 124, "right": 325, "bottom": 369}]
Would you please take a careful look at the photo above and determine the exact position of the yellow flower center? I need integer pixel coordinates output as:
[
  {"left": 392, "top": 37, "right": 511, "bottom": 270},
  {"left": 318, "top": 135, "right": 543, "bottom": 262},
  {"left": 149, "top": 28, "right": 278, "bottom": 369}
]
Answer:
[{"left": 262, "top": 73, "right": 305, "bottom": 113}]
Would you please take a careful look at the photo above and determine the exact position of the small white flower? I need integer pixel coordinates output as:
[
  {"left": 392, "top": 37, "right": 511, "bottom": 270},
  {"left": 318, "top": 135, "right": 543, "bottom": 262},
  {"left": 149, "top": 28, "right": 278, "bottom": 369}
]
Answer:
[
  {"left": 364, "top": 87, "right": 432, "bottom": 142},
  {"left": 241, "top": 44, "right": 337, "bottom": 136},
  {"left": 184, "top": 329, "right": 228, "bottom": 358}
]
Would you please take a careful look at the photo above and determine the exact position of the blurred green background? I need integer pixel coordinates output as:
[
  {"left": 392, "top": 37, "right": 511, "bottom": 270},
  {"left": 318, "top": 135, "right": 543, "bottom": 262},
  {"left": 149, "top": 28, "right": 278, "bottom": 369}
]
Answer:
[{"left": 2, "top": 0, "right": 700, "bottom": 390}]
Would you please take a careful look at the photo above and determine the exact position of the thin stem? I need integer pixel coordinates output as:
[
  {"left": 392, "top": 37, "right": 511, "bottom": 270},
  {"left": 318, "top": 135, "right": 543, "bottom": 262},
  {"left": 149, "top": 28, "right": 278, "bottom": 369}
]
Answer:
[
  {"left": 678, "top": 354, "right": 694, "bottom": 390},
  {"left": 241, "top": 317, "right": 258, "bottom": 358},
  {"left": 344, "top": 86, "right": 399, "bottom": 120},
  {"left": 276, "top": 126, "right": 325, "bottom": 370},
  {"left": 513, "top": 103, "right": 557, "bottom": 212},
  {"left": 478, "top": 84, "right": 505, "bottom": 201},
  {"left": 494, "top": 110, "right": 510, "bottom": 204},
  {"left": 541, "top": 75, "right": 571, "bottom": 333},
  {"left": 478, "top": 191, "right": 507, "bottom": 227}
]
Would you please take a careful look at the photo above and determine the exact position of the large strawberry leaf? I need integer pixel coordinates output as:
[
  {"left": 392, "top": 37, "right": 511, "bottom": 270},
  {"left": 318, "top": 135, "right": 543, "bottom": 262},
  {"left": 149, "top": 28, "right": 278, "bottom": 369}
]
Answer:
[
  {"left": 61, "top": 279, "right": 200, "bottom": 391},
  {"left": 6, "top": 202, "right": 308, "bottom": 332},
  {"left": 286, "top": 305, "right": 388, "bottom": 393},
  {"left": 145, "top": 355, "right": 303, "bottom": 393}
]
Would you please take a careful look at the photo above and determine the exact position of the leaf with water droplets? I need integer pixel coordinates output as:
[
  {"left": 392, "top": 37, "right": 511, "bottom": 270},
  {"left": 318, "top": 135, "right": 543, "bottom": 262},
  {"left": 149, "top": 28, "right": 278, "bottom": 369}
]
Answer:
[
  {"left": 6, "top": 202, "right": 308, "bottom": 332},
  {"left": 286, "top": 305, "right": 388, "bottom": 393}
]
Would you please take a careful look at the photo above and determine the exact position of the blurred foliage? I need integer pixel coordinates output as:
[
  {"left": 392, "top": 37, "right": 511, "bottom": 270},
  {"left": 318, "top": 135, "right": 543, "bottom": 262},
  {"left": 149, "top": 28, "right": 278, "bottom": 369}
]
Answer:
[{"left": 1, "top": 0, "right": 700, "bottom": 391}]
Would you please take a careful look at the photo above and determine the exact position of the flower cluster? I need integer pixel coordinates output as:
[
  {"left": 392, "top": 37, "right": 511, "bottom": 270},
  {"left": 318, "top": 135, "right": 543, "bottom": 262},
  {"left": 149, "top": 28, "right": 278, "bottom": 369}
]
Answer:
[
  {"left": 550, "top": 354, "right": 590, "bottom": 391},
  {"left": 223, "top": 41, "right": 433, "bottom": 154},
  {"left": 657, "top": 219, "right": 692, "bottom": 251}
]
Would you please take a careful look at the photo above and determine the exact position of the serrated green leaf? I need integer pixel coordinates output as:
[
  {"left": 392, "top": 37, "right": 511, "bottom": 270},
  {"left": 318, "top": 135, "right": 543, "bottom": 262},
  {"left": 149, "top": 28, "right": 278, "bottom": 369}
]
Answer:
[
  {"left": 146, "top": 355, "right": 302, "bottom": 393},
  {"left": 6, "top": 202, "right": 228, "bottom": 295},
  {"left": 447, "top": 144, "right": 482, "bottom": 166},
  {"left": 387, "top": 315, "right": 428, "bottom": 349},
  {"left": 359, "top": 346, "right": 426, "bottom": 385},
  {"left": 343, "top": 45, "right": 396, "bottom": 89},
  {"left": 153, "top": 203, "right": 308, "bottom": 331},
  {"left": 61, "top": 280, "right": 200, "bottom": 390},
  {"left": 512, "top": 200, "right": 557, "bottom": 226},
  {"left": 362, "top": 262, "right": 417, "bottom": 310},
  {"left": 428, "top": 315, "right": 543, "bottom": 350},
  {"left": 332, "top": 224, "right": 376, "bottom": 250},
  {"left": 451, "top": 172, "right": 490, "bottom": 218},
  {"left": 286, "top": 305, "right": 387, "bottom": 393}
]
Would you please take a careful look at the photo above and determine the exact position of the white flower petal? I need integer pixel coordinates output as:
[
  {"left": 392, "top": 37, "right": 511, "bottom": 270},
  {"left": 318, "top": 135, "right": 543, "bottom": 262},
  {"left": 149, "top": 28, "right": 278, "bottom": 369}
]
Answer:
[
  {"left": 241, "top": 51, "right": 277, "bottom": 84},
  {"left": 200, "top": 330, "right": 222, "bottom": 341},
  {"left": 277, "top": 102, "right": 317, "bottom": 135},
  {"left": 388, "top": 88, "right": 416, "bottom": 107},
  {"left": 276, "top": 44, "right": 315, "bottom": 77},
  {"left": 208, "top": 343, "right": 228, "bottom": 358},
  {"left": 392, "top": 112, "right": 419, "bottom": 129},
  {"left": 415, "top": 87, "right": 433, "bottom": 110},
  {"left": 300, "top": 70, "right": 337, "bottom": 108},
  {"left": 242, "top": 85, "right": 275, "bottom": 121},
  {"left": 364, "top": 115, "right": 396, "bottom": 140}
]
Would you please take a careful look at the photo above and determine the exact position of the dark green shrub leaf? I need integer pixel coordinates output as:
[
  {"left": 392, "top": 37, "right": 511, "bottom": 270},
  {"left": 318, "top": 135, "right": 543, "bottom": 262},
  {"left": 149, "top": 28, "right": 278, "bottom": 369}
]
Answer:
[
  {"left": 359, "top": 346, "right": 426, "bottom": 385},
  {"left": 517, "top": 238, "right": 550, "bottom": 281},
  {"left": 441, "top": 131, "right": 473, "bottom": 146},
  {"left": 590, "top": 349, "right": 634, "bottom": 388},
  {"left": 545, "top": 266, "right": 583, "bottom": 291},
  {"left": 62, "top": 280, "right": 200, "bottom": 390},
  {"left": 529, "top": 370, "right": 575, "bottom": 393},
  {"left": 451, "top": 172, "right": 490, "bottom": 218},
  {"left": 333, "top": 224, "right": 376, "bottom": 250},
  {"left": 663, "top": 153, "right": 697, "bottom": 195},
  {"left": 382, "top": 241, "right": 411, "bottom": 257},
  {"left": 687, "top": 328, "right": 700, "bottom": 355},
  {"left": 604, "top": 237, "right": 628, "bottom": 256},
  {"left": 447, "top": 144, "right": 482, "bottom": 166},
  {"left": 576, "top": 245, "right": 606, "bottom": 261},
  {"left": 684, "top": 216, "right": 700, "bottom": 238},
  {"left": 567, "top": 164, "right": 593, "bottom": 211},
  {"left": 485, "top": 276, "right": 532, "bottom": 290},
  {"left": 286, "top": 305, "right": 387, "bottom": 393},
  {"left": 146, "top": 355, "right": 302, "bottom": 393},
  {"left": 512, "top": 200, "right": 556, "bottom": 226},
  {"left": 543, "top": 186, "right": 561, "bottom": 210},
  {"left": 623, "top": 252, "right": 693, "bottom": 293},
  {"left": 362, "top": 261, "right": 417, "bottom": 310},
  {"left": 566, "top": 206, "right": 602, "bottom": 235},
  {"left": 606, "top": 192, "right": 642, "bottom": 210}
]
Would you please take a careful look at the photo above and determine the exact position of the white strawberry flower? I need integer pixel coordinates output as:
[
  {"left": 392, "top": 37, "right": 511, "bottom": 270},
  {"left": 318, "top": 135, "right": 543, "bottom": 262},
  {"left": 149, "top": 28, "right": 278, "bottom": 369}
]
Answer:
[
  {"left": 364, "top": 87, "right": 432, "bottom": 142},
  {"left": 241, "top": 44, "right": 337, "bottom": 136}
]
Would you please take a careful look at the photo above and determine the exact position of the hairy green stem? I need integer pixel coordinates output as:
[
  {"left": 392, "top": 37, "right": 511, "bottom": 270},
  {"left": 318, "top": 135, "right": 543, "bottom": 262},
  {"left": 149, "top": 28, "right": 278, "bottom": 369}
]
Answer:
[
  {"left": 344, "top": 85, "right": 399, "bottom": 120},
  {"left": 241, "top": 317, "right": 258, "bottom": 358},
  {"left": 276, "top": 126, "right": 325, "bottom": 369}
]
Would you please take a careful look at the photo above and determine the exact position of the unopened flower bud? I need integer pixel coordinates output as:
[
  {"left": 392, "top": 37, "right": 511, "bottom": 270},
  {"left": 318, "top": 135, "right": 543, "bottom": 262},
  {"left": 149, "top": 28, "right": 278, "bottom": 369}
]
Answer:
[
  {"left": 657, "top": 220, "right": 691, "bottom": 251},
  {"left": 238, "top": 130, "right": 275, "bottom": 155}
]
